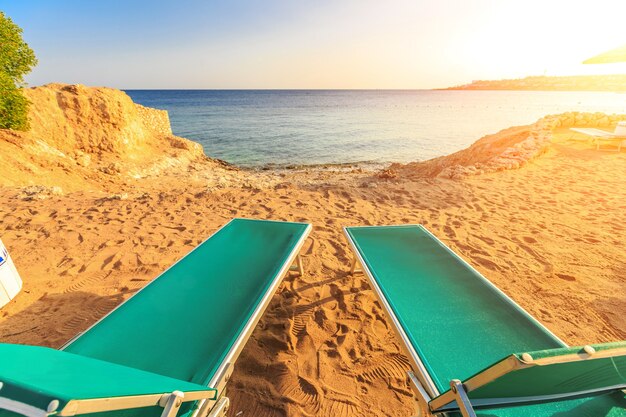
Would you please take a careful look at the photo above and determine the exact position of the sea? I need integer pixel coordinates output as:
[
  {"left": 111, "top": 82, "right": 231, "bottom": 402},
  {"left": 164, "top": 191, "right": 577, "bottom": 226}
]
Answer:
[{"left": 125, "top": 90, "right": 626, "bottom": 168}]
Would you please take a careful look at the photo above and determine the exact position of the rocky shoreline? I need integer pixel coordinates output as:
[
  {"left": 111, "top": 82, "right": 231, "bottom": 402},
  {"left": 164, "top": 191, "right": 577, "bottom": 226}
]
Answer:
[
  {"left": 2, "top": 84, "right": 625, "bottom": 192},
  {"left": 390, "top": 112, "right": 626, "bottom": 179}
]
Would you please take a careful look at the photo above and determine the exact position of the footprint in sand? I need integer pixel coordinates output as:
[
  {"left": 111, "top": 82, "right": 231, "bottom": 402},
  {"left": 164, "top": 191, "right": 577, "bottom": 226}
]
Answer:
[
  {"left": 320, "top": 390, "right": 361, "bottom": 417},
  {"left": 555, "top": 273, "right": 576, "bottom": 282},
  {"left": 275, "top": 363, "right": 322, "bottom": 415},
  {"left": 57, "top": 255, "right": 74, "bottom": 269},
  {"left": 476, "top": 235, "right": 495, "bottom": 245},
  {"left": 329, "top": 284, "right": 346, "bottom": 312},
  {"left": 355, "top": 352, "right": 411, "bottom": 384},
  {"left": 295, "top": 328, "right": 317, "bottom": 367},
  {"left": 226, "top": 390, "right": 284, "bottom": 417},
  {"left": 371, "top": 314, "right": 389, "bottom": 340},
  {"left": 63, "top": 271, "right": 111, "bottom": 293},
  {"left": 334, "top": 323, "right": 351, "bottom": 346},
  {"left": 91, "top": 296, "right": 124, "bottom": 318},
  {"left": 443, "top": 225, "right": 456, "bottom": 238},
  {"left": 61, "top": 315, "right": 91, "bottom": 333},
  {"left": 471, "top": 256, "right": 499, "bottom": 271},
  {"left": 124, "top": 278, "right": 150, "bottom": 291},
  {"left": 290, "top": 305, "right": 315, "bottom": 340}
]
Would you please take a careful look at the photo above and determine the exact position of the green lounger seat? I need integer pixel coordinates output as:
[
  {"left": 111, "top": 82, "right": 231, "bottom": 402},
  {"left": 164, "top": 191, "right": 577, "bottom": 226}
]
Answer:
[
  {"left": 0, "top": 218, "right": 311, "bottom": 417},
  {"left": 344, "top": 224, "right": 626, "bottom": 417}
]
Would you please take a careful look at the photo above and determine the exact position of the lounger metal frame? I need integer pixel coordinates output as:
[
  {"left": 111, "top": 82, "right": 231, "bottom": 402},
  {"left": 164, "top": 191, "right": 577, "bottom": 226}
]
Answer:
[
  {"left": 343, "top": 224, "right": 566, "bottom": 417},
  {"left": 0, "top": 385, "right": 217, "bottom": 417},
  {"left": 569, "top": 128, "right": 625, "bottom": 151},
  {"left": 429, "top": 344, "right": 626, "bottom": 414},
  {"left": 54, "top": 219, "right": 311, "bottom": 417}
]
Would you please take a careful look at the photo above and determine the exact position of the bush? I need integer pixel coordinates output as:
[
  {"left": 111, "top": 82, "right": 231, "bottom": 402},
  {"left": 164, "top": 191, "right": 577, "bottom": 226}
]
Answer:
[
  {"left": 0, "top": 12, "right": 37, "bottom": 131},
  {"left": 0, "top": 72, "right": 30, "bottom": 130}
]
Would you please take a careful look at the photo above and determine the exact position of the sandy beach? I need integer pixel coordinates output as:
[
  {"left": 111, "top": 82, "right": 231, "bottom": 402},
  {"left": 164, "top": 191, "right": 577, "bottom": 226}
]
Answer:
[{"left": 0, "top": 85, "right": 624, "bottom": 417}]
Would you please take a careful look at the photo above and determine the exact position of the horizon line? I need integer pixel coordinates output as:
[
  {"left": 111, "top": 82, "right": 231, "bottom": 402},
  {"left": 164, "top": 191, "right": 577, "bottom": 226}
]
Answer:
[{"left": 30, "top": 72, "right": 625, "bottom": 92}]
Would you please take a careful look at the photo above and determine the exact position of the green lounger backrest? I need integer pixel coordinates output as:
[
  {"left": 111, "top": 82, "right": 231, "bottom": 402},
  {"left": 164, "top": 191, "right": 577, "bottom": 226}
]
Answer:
[
  {"left": 345, "top": 224, "right": 564, "bottom": 393},
  {"left": 430, "top": 342, "right": 626, "bottom": 413},
  {"left": 0, "top": 344, "right": 215, "bottom": 417},
  {"left": 63, "top": 219, "right": 310, "bottom": 387}
]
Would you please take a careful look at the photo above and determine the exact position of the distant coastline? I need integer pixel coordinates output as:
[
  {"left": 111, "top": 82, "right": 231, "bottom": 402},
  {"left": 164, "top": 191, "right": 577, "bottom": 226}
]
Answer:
[{"left": 442, "top": 74, "right": 626, "bottom": 92}]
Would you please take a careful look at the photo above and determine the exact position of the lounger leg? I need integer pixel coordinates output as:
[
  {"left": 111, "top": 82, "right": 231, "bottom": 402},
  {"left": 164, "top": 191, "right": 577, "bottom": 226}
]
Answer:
[
  {"left": 289, "top": 255, "right": 304, "bottom": 276},
  {"left": 350, "top": 256, "right": 362, "bottom": 275},
  {"left": 407, "top": 371, "right": 431, "bottom": 417},
  {"left": 206, "top": 397, "right": 230, "bottom": 417},
  {"left": 160, "top": 391, "right": 184, "bottom": 417},
  {"left": 449, "top": 380, "right": 477, "bottom": 417}
]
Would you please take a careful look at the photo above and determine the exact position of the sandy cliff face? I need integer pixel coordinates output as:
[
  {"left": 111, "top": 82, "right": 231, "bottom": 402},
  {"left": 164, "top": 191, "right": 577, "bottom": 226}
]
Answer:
[
  {"left": 0, "top": 84, "right": 210, "bottom": 191},
  {"left": 26, "top": 83, "right": 174, "bottom": 156}
]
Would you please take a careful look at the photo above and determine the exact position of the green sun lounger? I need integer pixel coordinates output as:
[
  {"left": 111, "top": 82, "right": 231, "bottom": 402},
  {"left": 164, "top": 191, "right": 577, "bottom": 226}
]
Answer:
[
  {"left": 344, "top": 224, "right": 626, "bottom": 417},
  {"left": 0, "top": 218, "right": 311, "bottom": 417}
]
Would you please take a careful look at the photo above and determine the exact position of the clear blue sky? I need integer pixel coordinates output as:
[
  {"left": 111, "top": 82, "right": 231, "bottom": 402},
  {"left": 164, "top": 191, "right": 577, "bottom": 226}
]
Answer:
[{"left": 2, "top": 0, "right": 625, "bottom": 89}]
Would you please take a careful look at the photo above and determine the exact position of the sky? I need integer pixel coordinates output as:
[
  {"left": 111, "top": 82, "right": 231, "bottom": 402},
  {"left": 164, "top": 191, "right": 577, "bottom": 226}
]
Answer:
[{"left": 2, "top": 0, "right": 626, "bottom": 89}]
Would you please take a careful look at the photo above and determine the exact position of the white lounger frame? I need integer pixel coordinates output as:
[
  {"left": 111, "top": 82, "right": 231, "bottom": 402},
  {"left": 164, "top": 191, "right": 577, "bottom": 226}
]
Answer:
[
  {"left": 0, "top": 386, "right": 217, "bottom": 417},
  {"left": 343, "top": 224, "right": 567, "bottom": 417},
  {"left": 53, "top": 218, "right": 311, "bottom": 417},
  {"left": 569, "top": 127, "right": 625, "bottom": 151}
]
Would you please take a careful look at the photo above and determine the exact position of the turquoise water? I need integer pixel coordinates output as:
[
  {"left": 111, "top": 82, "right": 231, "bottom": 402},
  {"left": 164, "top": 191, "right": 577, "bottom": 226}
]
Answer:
[{"left": 125, "top": 90, "right": 626, "bottom": 168}]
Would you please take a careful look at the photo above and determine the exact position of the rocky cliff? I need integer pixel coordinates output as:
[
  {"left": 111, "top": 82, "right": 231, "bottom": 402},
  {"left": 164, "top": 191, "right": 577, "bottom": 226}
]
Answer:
[
  {"left": 0, "top": 84, "right": 215, "bottom": 191},
  {"left": 390, "top": 112, "right": 626, "bottom": 179}
]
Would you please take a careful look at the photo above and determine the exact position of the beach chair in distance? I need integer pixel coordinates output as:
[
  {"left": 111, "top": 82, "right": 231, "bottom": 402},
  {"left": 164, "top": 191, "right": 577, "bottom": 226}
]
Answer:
[
  {"left": 0, "top": 218, "right": 311, "bottom": 417},
  {"left": 570, "top": 123, "right": 626, "bottom": 151},
  {"left": 344, "top": 224, "right": 626, "bottom": 417}
]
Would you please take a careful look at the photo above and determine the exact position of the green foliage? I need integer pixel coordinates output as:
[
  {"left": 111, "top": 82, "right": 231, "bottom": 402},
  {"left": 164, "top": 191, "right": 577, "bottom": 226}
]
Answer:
[
  {"left": 0, "top": 12, "right": 37, "bottom": 85},
  {"left": 0, "top": 11, "right": 37, "bottom": 131},
  {"left": 0, "top": 72, "right": 30, "bottom": 130}
]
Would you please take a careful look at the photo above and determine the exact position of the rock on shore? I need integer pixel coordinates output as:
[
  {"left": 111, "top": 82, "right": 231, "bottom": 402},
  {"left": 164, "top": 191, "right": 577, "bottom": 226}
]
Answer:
[{"left": 391, "top": 112, "right": 626, "bottom": 179}]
